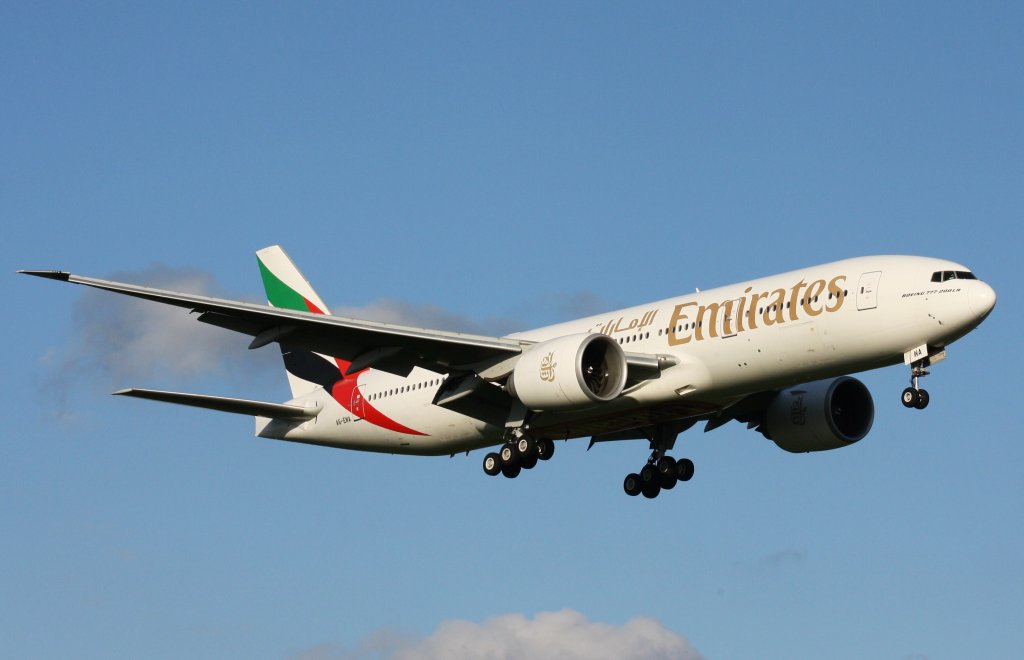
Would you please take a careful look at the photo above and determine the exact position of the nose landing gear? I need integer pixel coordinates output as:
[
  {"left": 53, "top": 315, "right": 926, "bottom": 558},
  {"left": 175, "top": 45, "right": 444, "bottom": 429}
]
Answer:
[{"left": 902, "top": 361, "right": 932, "bottom": 410}]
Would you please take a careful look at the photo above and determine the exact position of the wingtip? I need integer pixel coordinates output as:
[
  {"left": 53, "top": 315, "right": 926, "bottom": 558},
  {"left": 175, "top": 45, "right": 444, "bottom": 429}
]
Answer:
[{"left": 18, "top": 270, "right": 71, "bottom": 281}]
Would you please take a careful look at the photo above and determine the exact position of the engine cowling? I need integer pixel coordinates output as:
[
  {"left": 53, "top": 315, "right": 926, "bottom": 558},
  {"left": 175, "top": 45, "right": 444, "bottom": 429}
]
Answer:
[
  {"left": 508, "top": 333, "right": 628, "bottom": 411},
  {"left": 763, "top": 376, "right": 874, "bottom": 453}
]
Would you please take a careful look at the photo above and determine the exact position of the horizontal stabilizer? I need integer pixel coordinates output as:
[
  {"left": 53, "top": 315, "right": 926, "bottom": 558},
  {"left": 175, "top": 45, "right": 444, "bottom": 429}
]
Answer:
[{"left": 113, "top": 388, "right": 321, "bottom": 420}]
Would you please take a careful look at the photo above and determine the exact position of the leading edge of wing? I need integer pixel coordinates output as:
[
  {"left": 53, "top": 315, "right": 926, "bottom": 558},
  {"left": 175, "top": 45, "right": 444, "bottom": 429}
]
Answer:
[{"left": 19, "top": 270, "right": 524, "bottom": 368}]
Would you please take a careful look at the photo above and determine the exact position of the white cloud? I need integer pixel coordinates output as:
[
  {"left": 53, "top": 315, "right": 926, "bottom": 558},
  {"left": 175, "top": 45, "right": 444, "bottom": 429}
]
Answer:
[
  {"left": 293, "top": 610, "right": 701, "bottom": 660},
  {"left": 44, "top": 265, "right": 275, "bottom": 386}
]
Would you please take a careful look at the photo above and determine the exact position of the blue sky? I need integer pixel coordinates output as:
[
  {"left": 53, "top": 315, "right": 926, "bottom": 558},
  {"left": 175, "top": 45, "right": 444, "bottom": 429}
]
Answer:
[{"left": 3, "top": 2, "right": 1022, "bottom": 658}]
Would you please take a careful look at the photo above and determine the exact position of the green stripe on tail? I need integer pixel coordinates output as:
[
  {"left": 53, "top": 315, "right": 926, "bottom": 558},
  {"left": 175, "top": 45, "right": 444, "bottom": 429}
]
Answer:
[{"left": 258, "top": 258, "right": 310, "bottom": 311}]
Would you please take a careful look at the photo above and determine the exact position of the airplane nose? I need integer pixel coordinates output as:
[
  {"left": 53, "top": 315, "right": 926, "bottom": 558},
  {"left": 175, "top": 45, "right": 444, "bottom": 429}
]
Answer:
[{"left": 969, "top": 282, "right": 997, "bottom": 319}]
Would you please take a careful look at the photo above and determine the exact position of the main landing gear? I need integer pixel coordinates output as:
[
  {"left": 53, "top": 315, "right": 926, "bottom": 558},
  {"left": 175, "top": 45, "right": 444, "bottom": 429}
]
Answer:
[
  {"left": 623, "top": 452, "right": 694, "bottom": 499},
  {"left": 482, "top": 436, "right": 556, "bottom": 479},
  {"left": 901, "top": 362, "right": 931, "bottom": 410},
  {"left": 622, "top": 423, "right": 695, "bottom": 499}
]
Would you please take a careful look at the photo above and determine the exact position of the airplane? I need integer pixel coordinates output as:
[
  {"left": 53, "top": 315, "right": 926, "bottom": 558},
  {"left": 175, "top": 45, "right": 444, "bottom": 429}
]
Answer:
[{"left": 20, "top": 248, "right": 996, "bottom": 498}]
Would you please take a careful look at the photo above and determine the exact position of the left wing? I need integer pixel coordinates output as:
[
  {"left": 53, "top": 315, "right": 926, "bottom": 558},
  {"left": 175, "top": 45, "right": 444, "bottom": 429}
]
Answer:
[{"left": 19, "top": 270, "right": 524, "bottom": 376}]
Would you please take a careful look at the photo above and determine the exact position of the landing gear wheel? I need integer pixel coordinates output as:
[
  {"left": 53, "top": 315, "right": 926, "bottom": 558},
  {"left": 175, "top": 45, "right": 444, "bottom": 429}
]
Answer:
[
  {"left": 499, "top": 444, "right": 519, "bottom": 467},
  {"left": 656, "top": 456, "right": 677, "bottom": 488},
  {"left": 624, "top": 473, "right": 642, "bottom": 496},
  {"left": 516, "top": 437, "right": 537, "bottom": 459},
  {"left": 483, "top": 452, "right": 502, "bottom": 476},
  {"left": 676, "top": 458, "right": 695, "bottom": 482},
  {"left": 501, "top": 462, "right": 521, "bottom": 479},
  {"left": 641, "top": 481, "right": 661, "bottom": 499},
  {"left": 639, "top": 463, "right": 658, "bottom": 486},
  {"left": 902, "top": 387, "right": 919, "bottom": 408},
  {"left": 536, "top": 438, "right": 555, "bottom": 461},
  {"left": 914, "top": 389, "right": 930, "bottom": 409},
  {"left": 516, "top": 437, "right": 538, "bottom": 469}
]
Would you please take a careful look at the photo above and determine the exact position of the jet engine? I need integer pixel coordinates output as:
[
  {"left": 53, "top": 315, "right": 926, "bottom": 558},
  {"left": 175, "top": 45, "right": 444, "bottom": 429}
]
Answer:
[
  {"left": 507, "top": 333, "right": 628, "bottom": 411},
  {"left": 762, "top": 376, "right": 874, "bottom": 453}
]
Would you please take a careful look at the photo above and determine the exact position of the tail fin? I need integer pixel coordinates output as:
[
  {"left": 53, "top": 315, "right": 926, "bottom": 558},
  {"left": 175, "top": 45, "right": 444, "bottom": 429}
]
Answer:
[
  {"left": 256, "top": 245, "right": 331, "bottom": 316},
  {"left": 256, "top": 246, "right": 342, "bottom": 399}
]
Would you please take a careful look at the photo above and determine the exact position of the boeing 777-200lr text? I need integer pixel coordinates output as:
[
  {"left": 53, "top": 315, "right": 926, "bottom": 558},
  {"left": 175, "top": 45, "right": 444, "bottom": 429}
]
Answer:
[{"left": 21, "top": 248, "right": 996, "bottom": 498}]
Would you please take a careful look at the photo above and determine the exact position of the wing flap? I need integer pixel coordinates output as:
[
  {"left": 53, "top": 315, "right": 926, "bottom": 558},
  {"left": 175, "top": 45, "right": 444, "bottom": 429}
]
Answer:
[{"left": 113, "top": 388, "right": 321, "bottom": 419}]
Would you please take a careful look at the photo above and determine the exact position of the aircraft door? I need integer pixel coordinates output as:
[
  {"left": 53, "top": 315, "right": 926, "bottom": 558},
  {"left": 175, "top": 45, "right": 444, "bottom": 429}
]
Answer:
[
  {"left": 350, "top": 386, "right": 366, "bottom": 419},
  {"left": 857, "top": 271, "right": 882, "bottom": 310},
  {"left": 717, "top": 304, "right": 738, "bottom": 338}
]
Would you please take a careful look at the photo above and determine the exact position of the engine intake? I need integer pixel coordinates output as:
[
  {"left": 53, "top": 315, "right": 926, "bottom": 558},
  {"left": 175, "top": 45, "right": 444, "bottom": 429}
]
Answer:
[
  {"left": 508, "top": 333, "right": 628, "bottom": 411},
  {"left": 763, "top": 376, "right": 874, "bottom": 453}
]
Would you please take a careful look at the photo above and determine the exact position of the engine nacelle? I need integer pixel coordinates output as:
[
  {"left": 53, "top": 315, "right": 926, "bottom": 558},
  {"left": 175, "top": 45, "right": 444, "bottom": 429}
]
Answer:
[
  {"left": 508, "top": 333, "right": 628, "bottom": 411},
  {"left": 763, "top": 376, "right": 874, "bottom": 453}
]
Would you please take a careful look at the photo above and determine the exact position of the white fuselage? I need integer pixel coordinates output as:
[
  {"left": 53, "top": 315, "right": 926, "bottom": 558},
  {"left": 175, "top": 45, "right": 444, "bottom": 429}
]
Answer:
[{"left": 257, "top": 256, "right": 995, "bottom": 455}]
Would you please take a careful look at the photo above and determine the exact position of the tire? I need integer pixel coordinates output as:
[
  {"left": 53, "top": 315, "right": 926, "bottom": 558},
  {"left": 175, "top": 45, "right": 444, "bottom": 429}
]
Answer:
[
  {"left": 676, "top": 458, "right": 695, "bottom": 482},
  {"left": 517, "top": 437, "right": 538, "bottom": 460},
  {"left": 537, "top": 438, "right": 555, "bottom": 461},
  {"left": 657, "top": 456, "right": 677, "bottom": 477},
  {"left": 915, "top": 389, "right": 930, "bottom": 410},
  {"left": 658, "top": 472, "right": 677, "bottom": 490},
  {"left": 901, "top": 387, "right": 919, "bottom": 408},
  {"left": 641, "top": 481, "right": 661, "bottom": 499},
  {"left": 483, "top": 452, "right": 502, "bottom": 476},
  {"left": 501, "top": 462, "right": 521, "bottom": 479},
  {"left": 623, "top": 473, "right": 642, "bottom": 496},
  {"left": 639, "top": 463, "right": 658, "bottom": 485},
  {"left": 521, "top": 452, "right": 538, "bottom": 470},
  {"left": 500, "top": 444, "right": 519, "bottom": 467}
]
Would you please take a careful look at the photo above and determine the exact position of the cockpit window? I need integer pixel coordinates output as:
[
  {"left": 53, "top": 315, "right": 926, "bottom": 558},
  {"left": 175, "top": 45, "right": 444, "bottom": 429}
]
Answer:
[{"left": 931, "top": 270, "right": 978, "bottom": 283}]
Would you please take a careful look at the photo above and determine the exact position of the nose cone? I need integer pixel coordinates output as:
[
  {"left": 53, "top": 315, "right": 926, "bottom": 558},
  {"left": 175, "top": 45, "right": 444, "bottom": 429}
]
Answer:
[{"left": 970, "top": 281, "right": 997, "bottom": 319}]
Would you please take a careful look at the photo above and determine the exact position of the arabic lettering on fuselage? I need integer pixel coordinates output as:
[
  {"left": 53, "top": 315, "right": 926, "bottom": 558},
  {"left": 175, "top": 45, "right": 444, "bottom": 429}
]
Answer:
[{"left": 595, "top": 310, "right": 658, "bottom": 337}]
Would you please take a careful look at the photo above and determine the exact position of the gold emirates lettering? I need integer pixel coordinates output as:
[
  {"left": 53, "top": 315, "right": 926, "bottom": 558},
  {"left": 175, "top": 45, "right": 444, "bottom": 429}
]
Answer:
[{"left": 666, "top": 275, "right": 847, "bottom": 346}]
